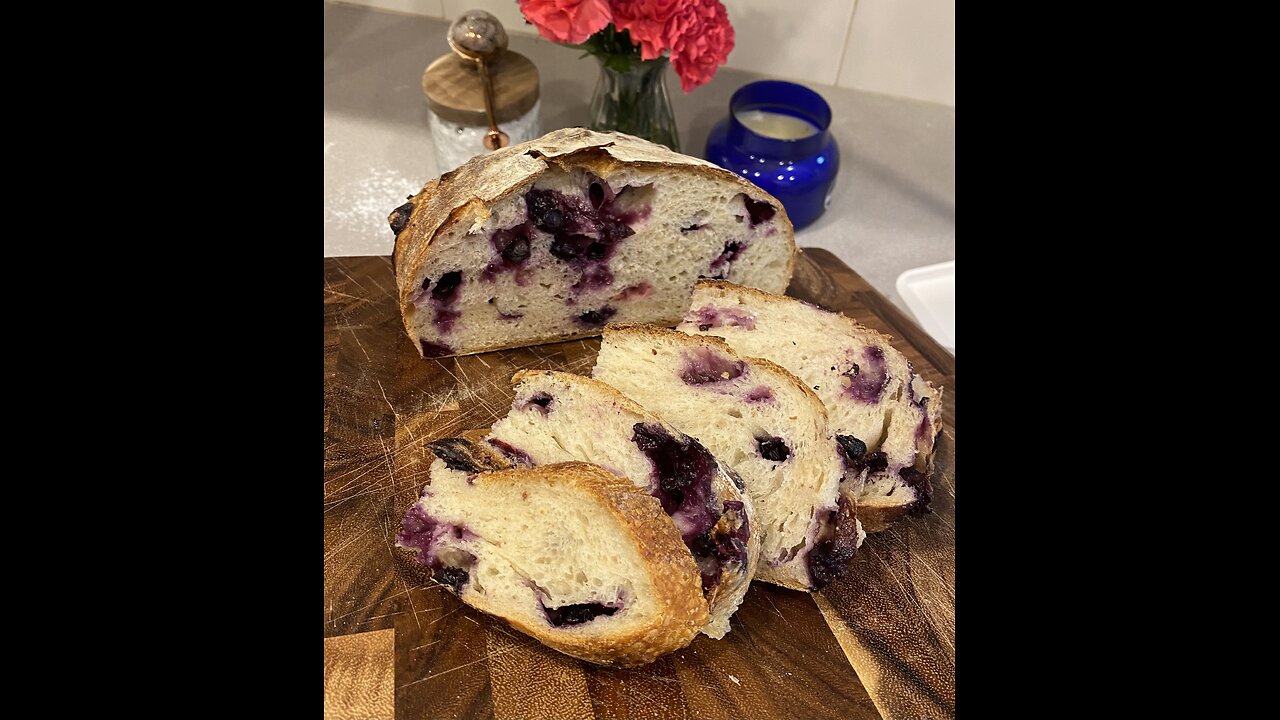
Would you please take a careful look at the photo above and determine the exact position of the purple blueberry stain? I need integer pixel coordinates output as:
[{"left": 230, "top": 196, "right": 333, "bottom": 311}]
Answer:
[
  {"left": 549, "top": 233, "right": 592, "bottom": 260},
  {"left": 708, "top": 241, "right": 748, "bottom": 279},
  {"left": 898, "top": 466, "right": 934, "bottom": 515},
  {"left": 836, "top": 435, "right": 867, "bottom": 470},
  {"left": 388, "top": 201, "right": 414, "bottom": 235},
  {"left": 480, "top": 223, "right": 534, "bottom": 284},
  {"left": 577, "top": 306, "right": 616, "bottom": 326},
  {"left": 630, "top": 423, "right": 753, "bottom": 595},
  {"left": 685, "top": 305, "right": 757, "bottom": 331},
  {"left": 487, "top": 438, "right": 534, "bottom": 467},
  {"left": 419, "top": 270, "right": 463, "bottom": 335},
  {"left": 396, "top": 504, "right": 476, "bottom": 592},
  {"left": 587, "top": 176, "right": 615, "bottom": 208},
  {"left": 420, "top": 340, "right": 453, "bottom": 358},
  {"left": 409, "top": 277, "right": 432, "bottom": 306},
  {"left": 522, "top": 183, "right": 647, "bottom": 299},
  {"left": 542, "top": 600, "right": 620, "bottom": 627},
  {"left": 679, "top": 347, "right": 745, "bottom": 385},
  {"left": 431, "top": 271, "right": 462, "bottom": 302},
  {"left": 426, "top": 438, "right": 484, "bottom": 473},
  {"left": 744, "top": 197, "right": 776, "bottom": 227},
  {"left": 860, "top": 451, "right": 889, "bottom": 473},
  {"left": 519, "top": 392, "right": 555, "bottom": 414},
  {"left": 571, "top": 265, "right": 614, "bottom": 293},
  {"left": 744, "top": 385, "right": 774, "bottom": 403},
  {"left": 600, "top": 219, "right": 635, "bottom": 242},
  {"left": 806, "top": 495, "right": 860, "bottom": 590},
  {"left": 756, "top": 436, "right": 791, "bottom": 462},
  {"left": 631, "top": 423, "right": 720, "bottom": 542},
  {"left": 842, "top": 346, "right": 890, "bottom": 403},
  {"left": 436, "top": 566, "right": 470, "bottom": 593},
  {"left": 525, "top": 188, "right": 567, "bottom": 232},
  {"left": 915, "top": 412, "right": 934, "bottom": 442},
  {"left": 395, "top": 504, "right": 438, "bottom": 564}
]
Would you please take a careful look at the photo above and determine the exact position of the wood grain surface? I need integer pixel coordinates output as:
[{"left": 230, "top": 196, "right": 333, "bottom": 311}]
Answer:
[{"left": 324, "top": 248, "right": 955, "bottom": 720}]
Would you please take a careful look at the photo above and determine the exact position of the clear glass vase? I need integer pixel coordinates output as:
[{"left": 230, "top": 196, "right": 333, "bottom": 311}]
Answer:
[{"left": 588, "top": 56, "right": 680, "bottom": 152}]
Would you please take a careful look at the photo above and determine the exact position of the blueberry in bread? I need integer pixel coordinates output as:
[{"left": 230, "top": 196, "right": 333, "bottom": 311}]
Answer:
[
  {"left": 592, "top": 324, "right": 862, "bottom": 591},
  {"left": 483, "top": 369, "right": 758, "bottom": 639},
  {"left": 678, "top": 280, "right": 944, "bottom": 532},
  {"left": 397, "top": 458, "right": 710, "bottom": 667},
  {"left": 389, "top": 128, "right": 796, "bottom": 358}
]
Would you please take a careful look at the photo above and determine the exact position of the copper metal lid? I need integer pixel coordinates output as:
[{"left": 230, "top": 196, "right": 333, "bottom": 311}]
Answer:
[{"left": 423, "top": 29, "right": 539, "bottom": 125}]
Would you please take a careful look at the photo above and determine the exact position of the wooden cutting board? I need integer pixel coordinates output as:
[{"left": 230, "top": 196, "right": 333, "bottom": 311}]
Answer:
[{"left": 324, "top": 248, "right": 956, "bottom": 720}]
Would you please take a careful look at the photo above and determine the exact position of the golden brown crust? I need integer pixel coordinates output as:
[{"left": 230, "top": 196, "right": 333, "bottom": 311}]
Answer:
[
  {"left": 602, "top": 322, "right": 833, "bottom": 427},
  {"left": 391, "top": 128, "right": 797, "bottom": 352},
  {"left": 460, "top": 462, "right": 709, "bottom": 667}
]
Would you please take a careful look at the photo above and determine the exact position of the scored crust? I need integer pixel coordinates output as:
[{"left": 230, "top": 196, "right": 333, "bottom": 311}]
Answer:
[
  {"left": 389, "top": 128, "right": 798, "bottom": 354},
  {"left": 427, "top": 461, "right": 710, "bottom": 667}
]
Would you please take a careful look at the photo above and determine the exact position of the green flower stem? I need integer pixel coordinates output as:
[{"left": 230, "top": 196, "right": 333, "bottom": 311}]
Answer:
[{"left": 577, "top": 26, "right": 680, "bottom": 150}]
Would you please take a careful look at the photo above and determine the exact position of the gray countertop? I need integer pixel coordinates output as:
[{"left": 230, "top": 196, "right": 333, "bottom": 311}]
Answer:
[{"left": 324, "top": 2, "right": 954, "bottom": 327}]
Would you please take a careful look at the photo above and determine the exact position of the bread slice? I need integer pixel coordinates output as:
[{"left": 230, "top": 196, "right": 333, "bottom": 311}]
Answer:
[
  {"left": 389, "top": 127, "right": 796, "bottom": 358},
  {"left": 396, "top": 459, "right": 709, "bottom": 667},
  {"left": 483, "top": 369, "right": 758, "bottom": 638},
  {"left": 678, "top": 280, "right": 944, "bottom": 532},
  {"left": 592, "top": 324, "right": 862, "bottom": 591}
]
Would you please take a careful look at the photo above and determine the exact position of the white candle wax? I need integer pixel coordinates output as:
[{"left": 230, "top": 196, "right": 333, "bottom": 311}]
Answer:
[{"left": 734, "top": 109, "right": 819, "bottom": 140}]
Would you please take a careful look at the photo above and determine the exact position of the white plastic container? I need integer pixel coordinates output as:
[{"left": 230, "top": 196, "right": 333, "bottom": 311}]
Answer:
[{"left": 895, "top": 260, "right": 955, "bottom": 355}]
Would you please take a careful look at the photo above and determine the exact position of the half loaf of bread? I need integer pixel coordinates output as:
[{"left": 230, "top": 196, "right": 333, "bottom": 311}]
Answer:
[{"left": 389, "top": 128, "right": 795, "bottom": 358}]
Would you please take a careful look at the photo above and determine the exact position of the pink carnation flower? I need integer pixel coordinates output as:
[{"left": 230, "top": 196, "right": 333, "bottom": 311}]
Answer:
[
  {"left": 611, "top": 0, "right": 683, "bottom": 60},
  {"left": 667, "top": 0, "right": 734, "bottom": 92},
  {"left": 519, "top": 0, "right": 613, "bottom": 45}
]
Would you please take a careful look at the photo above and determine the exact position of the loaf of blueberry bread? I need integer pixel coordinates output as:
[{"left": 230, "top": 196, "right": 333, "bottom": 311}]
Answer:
[
  {"left": 593, "top": 324, "right": 863, "bottom": 591},
  {"left": 481, "top": 369, "right": 758, "bottom": 639},
  {"left": 389, "top": 127, "right": 795, "bottom": 358},
  {"left": 679, "top": 280, "right": 944, "bottom": 532},
  {"left": 397, "top": 458, "right": 709, "bottom": 667}
]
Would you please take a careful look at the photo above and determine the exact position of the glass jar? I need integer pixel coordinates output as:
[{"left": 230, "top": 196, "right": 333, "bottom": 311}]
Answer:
[
  {"left": 423, "top": 11, "right": 541, "bottom": 174},
  {"left": 704, "top": 81, "right": 839, "bottom": 230},
  {"left": 589, "top": 56, "right": 680, "bottom": 152}
]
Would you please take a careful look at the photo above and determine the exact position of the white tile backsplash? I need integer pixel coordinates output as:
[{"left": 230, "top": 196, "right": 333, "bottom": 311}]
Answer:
[
  {"left": 718, "top": 0, "right": 855, "bottom": 86},
  {"left": 837, "top": 0, "right": 955, "bottom": 106},
  {"left": 334, "top": 0, "right": 955, "bottom": 107}
]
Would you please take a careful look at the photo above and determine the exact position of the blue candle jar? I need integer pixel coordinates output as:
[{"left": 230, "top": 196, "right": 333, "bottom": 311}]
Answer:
[{"left": 704, "top": 81, "right": 839, "bottom": 230}]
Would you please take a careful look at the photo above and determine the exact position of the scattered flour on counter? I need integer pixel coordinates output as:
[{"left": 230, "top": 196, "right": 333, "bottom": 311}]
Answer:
[{"left": 325, "top": 167, "right": 421, "bottom": 238}]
